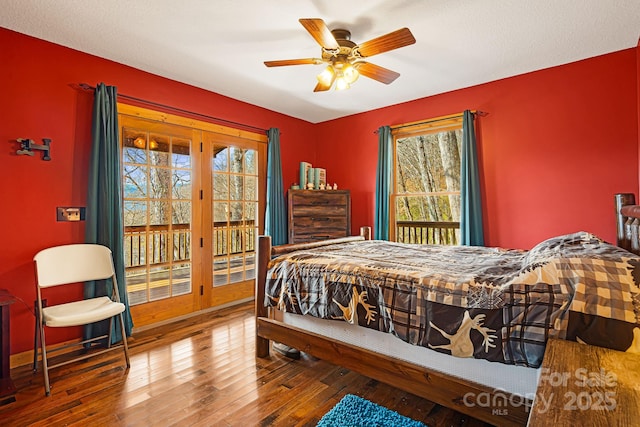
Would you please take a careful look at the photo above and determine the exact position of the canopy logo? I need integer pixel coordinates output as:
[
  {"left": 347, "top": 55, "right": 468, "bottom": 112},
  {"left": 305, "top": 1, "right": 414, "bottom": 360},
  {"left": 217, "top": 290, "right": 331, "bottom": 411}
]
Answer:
[{"left": 462, "top": 367, "right": 619, "bottom": 416}]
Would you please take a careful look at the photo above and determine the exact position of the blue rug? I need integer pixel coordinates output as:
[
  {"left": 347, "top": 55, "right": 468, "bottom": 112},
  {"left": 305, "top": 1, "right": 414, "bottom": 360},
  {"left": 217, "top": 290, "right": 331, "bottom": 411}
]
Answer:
[{"left": 317, "top": 394, "right": 426, "bottom": 426}]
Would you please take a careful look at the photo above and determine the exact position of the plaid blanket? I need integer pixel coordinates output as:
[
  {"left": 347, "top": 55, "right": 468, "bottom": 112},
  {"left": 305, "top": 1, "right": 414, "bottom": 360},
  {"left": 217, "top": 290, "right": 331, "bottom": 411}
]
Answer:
[{"left": 264, "top": 232, "right": 640, "bottom": 368}]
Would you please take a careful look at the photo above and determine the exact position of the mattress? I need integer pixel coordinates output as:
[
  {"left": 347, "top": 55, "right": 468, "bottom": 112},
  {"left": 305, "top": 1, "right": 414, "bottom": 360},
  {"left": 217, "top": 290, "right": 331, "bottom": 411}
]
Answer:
[{"left": 281, "top": 311, "right": 540, "bottom": 398}]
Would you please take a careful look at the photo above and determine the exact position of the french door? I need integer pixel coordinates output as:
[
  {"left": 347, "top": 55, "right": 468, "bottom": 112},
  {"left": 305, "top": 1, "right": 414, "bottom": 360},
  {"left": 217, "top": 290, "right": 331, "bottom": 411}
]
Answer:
[
  {"left": 119, "top": 105, "right": 266, "bottom": 327},
  {"left": 201, "top": 132, "right": 263, "bottom": 307}
]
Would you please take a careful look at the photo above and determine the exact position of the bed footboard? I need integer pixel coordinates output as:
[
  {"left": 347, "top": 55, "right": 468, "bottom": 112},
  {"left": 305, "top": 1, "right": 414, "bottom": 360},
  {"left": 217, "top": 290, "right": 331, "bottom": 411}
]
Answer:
[{"left": 255, "top": 227, "right": 371, "bottom": 357}]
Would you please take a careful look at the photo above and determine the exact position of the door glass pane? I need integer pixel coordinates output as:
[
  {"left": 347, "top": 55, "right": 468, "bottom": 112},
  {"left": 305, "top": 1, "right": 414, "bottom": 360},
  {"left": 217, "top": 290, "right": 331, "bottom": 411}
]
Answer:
[
  {"left": 244, "top": 150, "right": 256, "bottom": 174},
  {"left": 229, "top": 147, "right": 243, "bottom": 173},
  {"left": 213, "top": 257, "right": 228, "bottom": 286},
  {"left": 244, "top": 176, "right": 256, "bottom": 200},
  {"left": 213, "top": 174, "right": 228, "bottom": 200},
  {"left": 229, "top": 175, "right": 243, "bottom": 200},
  {"left": 150, "top": 200, "right": 170, "bottom": 225},
  {"left": 122, "top": 127, "right": 193, "bottom": 306},
  {"left": 172, "top": 138, "right": 191, "bottom": 168},
  {"left": 124, "top": 201, "right": 147, "bottom": 227},
  {"left": 214, "top": 202, "right": 228, "bottom": 223},
  {"left": 149, "top": 167, "right": 171, "bottom": 198},
  {"left": 245, "top": 254, "right": 255, "bottom": 281},
  {"left": 230, "top": 202, "right": 243, "bottom": 221},
  {"left": 245, "top": 201, "right": 256, "bottom": 221},
  {"left": 229, "top": 256, "right": 244, "bottom": 283},
  {"left": 213, "top": 146, "right": 228, "bottom": 171},
  {"left": 149, "top": 266, "right": 170, "bottom": 301},
  {"left": 123, "top": 134, "right": 148, "bottom": 164},
  {"left": 173, "top": 262, "right": 191, "bottom": 296},
  {"left": 123, "top": 165, "right": 147, "bottom": 198},
  {"left": 149, "top": 135, "right": 170, "bottom": 166},
  {"left": 172, "top": 201, "right": 191, "bottom": 225},
  {"left": 211, "top": 144, "right": 258, "bottom": 288},
  {"left": 172, "top": 170, "right": 191, "bottom": 199}
]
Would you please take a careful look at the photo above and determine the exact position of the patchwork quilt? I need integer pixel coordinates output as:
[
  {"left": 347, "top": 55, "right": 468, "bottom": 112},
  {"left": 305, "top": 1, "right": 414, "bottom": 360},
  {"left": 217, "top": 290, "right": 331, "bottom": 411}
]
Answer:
[{"left": 264, "top": 232, "right": 640, "bottom": 368}]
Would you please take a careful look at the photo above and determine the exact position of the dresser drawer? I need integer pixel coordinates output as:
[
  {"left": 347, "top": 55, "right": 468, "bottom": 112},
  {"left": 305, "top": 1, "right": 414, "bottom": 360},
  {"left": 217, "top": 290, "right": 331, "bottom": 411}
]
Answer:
[
  {"left": 290, "top": 230, "right": 348, "bottom": 243},
  {"left": 291, "top": 215, "right": 348, "bottom": 231},
  {"left": 291, "top": 204, "right": 348, "bottom": 217},
  {"left": 290, "top": 191, "right": 348, "bottom": 208}
]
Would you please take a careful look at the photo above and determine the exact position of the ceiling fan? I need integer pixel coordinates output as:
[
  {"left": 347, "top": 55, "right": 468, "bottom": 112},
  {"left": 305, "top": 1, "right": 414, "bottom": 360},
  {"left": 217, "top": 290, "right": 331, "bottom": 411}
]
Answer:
[{"left": 264, "top": 18, "right": 416, "bottom": 92}]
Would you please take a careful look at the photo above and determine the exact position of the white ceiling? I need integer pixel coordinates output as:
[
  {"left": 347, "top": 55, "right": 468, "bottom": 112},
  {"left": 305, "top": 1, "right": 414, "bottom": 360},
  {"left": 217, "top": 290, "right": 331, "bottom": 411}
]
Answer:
[{"left": 2, "top": 0, "right": 639, "bottom": 123}]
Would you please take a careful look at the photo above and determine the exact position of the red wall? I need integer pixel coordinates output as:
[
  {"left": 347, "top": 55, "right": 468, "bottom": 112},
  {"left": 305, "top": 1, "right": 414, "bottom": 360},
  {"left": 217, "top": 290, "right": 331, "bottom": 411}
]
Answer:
[
  {"left": 315, "top": 49, "right": 639, "bottom": 249},
  {"left": 0, "top": 28, "right": 314, "bottom": 354},
  {"left": 1, "top": 27, "right": 639, "bottom": 356},
  {"left": 637, "top": 38, "right": 640, "bottom": 190}
]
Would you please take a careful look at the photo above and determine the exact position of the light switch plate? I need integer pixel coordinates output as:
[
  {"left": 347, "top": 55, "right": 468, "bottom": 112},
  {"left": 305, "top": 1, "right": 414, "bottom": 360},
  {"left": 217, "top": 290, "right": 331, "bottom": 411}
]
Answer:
[{"left": 57, "top": 207, "right": 86, "bottom": 221}]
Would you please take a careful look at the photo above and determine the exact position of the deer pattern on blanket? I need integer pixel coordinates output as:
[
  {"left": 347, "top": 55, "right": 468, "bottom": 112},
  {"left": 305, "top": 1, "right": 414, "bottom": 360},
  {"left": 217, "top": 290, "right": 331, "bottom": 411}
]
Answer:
[
  {"left": 332, "top": 286, "right": 377, "bottom": 325},
  {"left": 429, "top": 311, "right": 497, "bottom": 357}
]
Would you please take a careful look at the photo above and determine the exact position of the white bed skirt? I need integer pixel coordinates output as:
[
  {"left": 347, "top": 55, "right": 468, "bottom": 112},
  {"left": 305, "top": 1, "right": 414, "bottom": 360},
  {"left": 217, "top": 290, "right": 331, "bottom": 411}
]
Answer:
[{"left": 282, "top": 311, "right": 540, "bottom": 398}]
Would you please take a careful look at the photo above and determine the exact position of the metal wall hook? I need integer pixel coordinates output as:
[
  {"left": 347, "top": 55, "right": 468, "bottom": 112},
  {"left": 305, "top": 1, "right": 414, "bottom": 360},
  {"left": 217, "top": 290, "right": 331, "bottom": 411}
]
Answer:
[{"left": 16, "top": 138, "right": 51, "bottom": 161}]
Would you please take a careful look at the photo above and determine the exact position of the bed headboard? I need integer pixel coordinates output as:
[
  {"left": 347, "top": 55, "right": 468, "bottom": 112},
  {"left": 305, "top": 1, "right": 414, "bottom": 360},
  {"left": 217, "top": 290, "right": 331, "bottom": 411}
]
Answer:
[{"left": 615, "top": 193, "right": 640, "bottom": 254}]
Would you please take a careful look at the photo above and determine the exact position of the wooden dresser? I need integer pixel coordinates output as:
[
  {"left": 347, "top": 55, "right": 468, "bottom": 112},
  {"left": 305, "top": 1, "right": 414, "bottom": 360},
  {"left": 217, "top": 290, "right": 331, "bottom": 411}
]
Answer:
[{"left": 288, "top": 190, "right": 351, "bottom": 243}]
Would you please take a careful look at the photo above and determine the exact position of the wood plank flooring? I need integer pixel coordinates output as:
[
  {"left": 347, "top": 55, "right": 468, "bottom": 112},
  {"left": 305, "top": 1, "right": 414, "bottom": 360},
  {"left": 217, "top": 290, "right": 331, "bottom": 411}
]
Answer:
[{"left": 1, "top": 302, "right": 494, "bottom": 426}]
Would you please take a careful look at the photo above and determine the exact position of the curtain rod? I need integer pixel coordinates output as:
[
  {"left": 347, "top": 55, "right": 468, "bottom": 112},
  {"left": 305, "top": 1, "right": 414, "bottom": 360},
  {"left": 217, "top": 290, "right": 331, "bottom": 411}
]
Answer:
[{"left": 74, "top": 83, "right": 269, "bottom": 134}]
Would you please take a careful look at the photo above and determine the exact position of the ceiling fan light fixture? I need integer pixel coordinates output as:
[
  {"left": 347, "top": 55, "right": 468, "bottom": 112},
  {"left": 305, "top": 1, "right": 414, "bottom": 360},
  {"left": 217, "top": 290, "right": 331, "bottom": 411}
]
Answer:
[
  {"left": 335, "top": 76, "right": 350, "bottom": 91},
  {"left": 342, "top": 63, "right": 359, "bottom": 84},
  {"left": 317, "top": 65, "right": 336, "bottom": 86}
]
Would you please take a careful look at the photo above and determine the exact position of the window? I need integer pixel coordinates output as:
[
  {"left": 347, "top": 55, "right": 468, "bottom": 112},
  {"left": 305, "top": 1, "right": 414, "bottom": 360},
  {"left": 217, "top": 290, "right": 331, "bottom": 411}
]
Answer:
[{"left": 391, "top": 115, "right": 463, "bottom": 245}]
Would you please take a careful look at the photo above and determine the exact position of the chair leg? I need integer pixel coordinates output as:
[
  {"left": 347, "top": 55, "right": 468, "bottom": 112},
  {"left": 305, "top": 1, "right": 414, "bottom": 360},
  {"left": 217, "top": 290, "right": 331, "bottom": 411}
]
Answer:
[
  {"left": 118, "top": 313, "right": 131, "bottom": 368},
  {"left": 38, "top": 321, "right": 51, "bottom": 396},
  {"left": 33, "top": 307, "right": 39, "bottom": 373},
  {"left": 107, "top": 317, "right": 114, "bottom": 349}
]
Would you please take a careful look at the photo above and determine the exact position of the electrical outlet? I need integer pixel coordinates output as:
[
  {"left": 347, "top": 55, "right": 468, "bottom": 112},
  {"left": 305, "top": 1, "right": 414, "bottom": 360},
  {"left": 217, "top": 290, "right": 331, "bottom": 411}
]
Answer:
[{"left": 56, "top": 207, "right": 86, "bottom": 222}]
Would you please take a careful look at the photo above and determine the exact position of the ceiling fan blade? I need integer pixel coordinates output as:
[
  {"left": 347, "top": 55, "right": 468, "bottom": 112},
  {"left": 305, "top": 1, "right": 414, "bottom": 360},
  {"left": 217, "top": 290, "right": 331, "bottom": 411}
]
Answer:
[
  {"left": 313, "top": 82, "right": 331, "bottom": 92},
  {"left": 313, "top": 74, "right": 335, "bottom": 92},
  {"left": 299, "top": 18, "right": 339, "bottom": 49},
  {"left": 356, "top": 28, "right": 416, "bottom": 57},
  {"left": 264, "top": 58, "right": 320, "bottom": 67},
  {"left": 356, "top": 62, "right": 401, "bottom": 84}
]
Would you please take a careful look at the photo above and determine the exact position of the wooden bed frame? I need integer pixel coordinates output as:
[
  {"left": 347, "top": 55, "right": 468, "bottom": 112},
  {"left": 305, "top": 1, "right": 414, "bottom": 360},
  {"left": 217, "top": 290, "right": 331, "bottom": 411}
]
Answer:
[
  {"left": 615, "top": 193, "right": 640, "bottom": 254},
  {"left": 255, "top": 193, "right": 640, "bottom": 427}
]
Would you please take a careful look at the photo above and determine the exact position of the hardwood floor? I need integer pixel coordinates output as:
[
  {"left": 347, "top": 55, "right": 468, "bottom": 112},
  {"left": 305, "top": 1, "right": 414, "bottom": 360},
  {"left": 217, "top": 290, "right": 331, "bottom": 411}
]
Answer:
[{"left": 1, "top": 302, "right": 494, "bottom": 426}]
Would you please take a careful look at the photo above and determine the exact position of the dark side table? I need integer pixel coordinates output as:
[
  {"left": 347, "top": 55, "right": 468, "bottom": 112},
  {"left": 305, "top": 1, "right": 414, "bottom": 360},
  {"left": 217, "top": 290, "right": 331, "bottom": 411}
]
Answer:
[{"left": 0, "top": 289, "right": 16, "bottom": 404}]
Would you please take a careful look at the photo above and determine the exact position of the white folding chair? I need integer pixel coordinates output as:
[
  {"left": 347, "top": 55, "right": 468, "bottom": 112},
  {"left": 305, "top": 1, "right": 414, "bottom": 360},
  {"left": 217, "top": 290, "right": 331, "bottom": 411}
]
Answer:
[{"left": 33, "top": 244, "right": 131, "bottom": 395}]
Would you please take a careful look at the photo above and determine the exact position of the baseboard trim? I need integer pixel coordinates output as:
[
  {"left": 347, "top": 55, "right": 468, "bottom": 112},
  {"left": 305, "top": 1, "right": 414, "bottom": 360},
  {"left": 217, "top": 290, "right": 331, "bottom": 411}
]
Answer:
[{"left": 131, "top": 297, "right": 254, "bottom": 333}]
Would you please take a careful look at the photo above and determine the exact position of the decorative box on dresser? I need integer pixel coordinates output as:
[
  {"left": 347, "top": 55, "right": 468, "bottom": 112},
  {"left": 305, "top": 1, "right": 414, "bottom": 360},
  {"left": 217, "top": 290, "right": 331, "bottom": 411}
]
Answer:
[{"left": 288, "top": 189, "right": 351, "bottom": 243}]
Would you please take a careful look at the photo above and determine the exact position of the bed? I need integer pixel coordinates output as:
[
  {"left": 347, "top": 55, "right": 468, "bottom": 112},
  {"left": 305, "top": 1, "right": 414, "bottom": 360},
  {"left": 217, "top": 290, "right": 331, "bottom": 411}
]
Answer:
[{"left": 255, "top": 193, "right": 640, "bottom": 426}]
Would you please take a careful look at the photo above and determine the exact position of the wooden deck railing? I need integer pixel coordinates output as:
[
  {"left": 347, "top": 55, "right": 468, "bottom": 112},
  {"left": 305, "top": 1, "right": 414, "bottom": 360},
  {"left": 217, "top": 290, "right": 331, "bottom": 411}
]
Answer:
[
  {"left": 124, "top": 220, "right": 256, "bottom": 269},
  {"left": 395, "top": 221, "right": 460, "bottom": 245}
]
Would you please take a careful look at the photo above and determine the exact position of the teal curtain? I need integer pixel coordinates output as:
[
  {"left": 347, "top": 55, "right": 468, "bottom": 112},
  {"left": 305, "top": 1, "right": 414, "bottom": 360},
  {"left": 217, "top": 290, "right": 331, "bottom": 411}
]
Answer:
[
  {"left": 374, "top": 125, "right": 392, "bottom": 240},
  {"left": 460, "top": 110, "right": 484, "bottom": 246},
  {"left": 265, "top": 128, "right": 287, "bottom": 245},
  {"left": 85, "top": 83, "right": 133, "bottom": 343}
]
